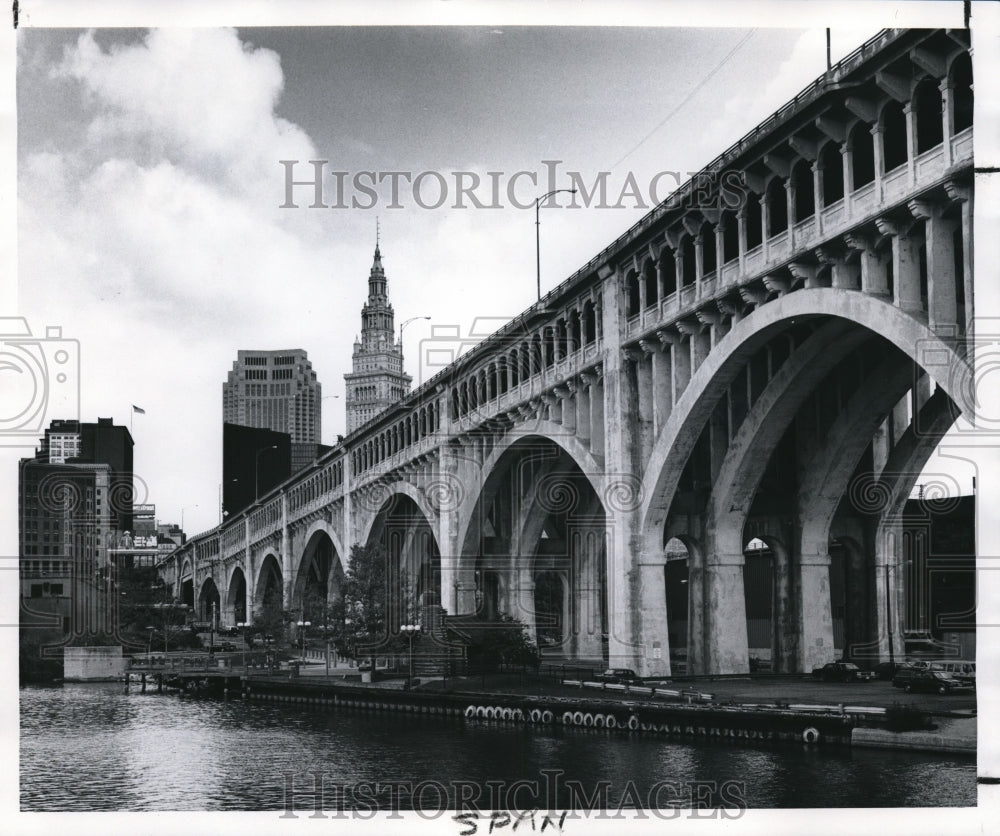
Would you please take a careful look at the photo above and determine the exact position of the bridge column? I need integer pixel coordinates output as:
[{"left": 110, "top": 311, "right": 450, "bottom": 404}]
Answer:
[
  {"left": 512, "top": 565, "right": 536, "bottom": 640},
  {"left": 880, "top": 219, "right": 923, "bottom": 314},
  {"left": 438, "top": 440, "right": 471, "bottom": 615},
  {"left": 845, "top": 233, "right": 890, "bottom": 297},
  {"left": 245, "top": 555, "right": 255, "bottom": 626},
  {"left": 649, "top": 340, "right": 672, "bottom": 433},
  {"left": 570, "top": 525, "right": 605, "bottom": 664},
  {"left": 636, "top": 540, "right": 670, "bottom": 677},
  {"left": 903, "top": 101, "right": 917, "bottom": 187},
  {"left": 797, "top": 552, "right": 836, "bottom": 672},
  {"left": 839, "top": 141, "right": 853, "bottom": 221},
  {"left": 874, "top": 526, "right": 906, "bottom": 664},
  {"left": 944, "top": 180, "right": 973, "bottom": 336},
  {"left": 704, "top": 552, "right": 750, "bottom": 674},
  {"left": 939, "top": 79, "right": 953, "bottom": 168},
  {"left": 574, "top": 376, "right": 591, "bottom": 444},
  {"left": 588, "top": 367, "right": 605, "bottom": 455},
  {"left": 909, "top": 199, "right": 958, "bottom": 334},
  {"left": 870, "top": 122, "right": 885, "bottom": 201},
  {"left": 281, "top": 493, "right": 291, "bottom": 610},
  {"left": 601, "top": 271, "right": 635, "bottom": 672}
]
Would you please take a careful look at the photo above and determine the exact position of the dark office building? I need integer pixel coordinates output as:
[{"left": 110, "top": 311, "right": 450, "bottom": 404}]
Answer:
[{"left": 222, "top": 422, "right": 292, "bottom": 520}]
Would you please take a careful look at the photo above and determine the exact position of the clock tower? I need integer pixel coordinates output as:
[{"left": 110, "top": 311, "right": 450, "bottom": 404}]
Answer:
[{"left": 344, "top": 244, "right": 412, "bottom": 433}]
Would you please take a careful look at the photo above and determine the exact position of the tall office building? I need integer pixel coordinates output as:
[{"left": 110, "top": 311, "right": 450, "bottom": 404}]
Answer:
[
  {"left": 223, "top": 349, "right": 322, "bottom": 468},
  {"left": 344, "top": 244, "right": 412, "bottom": 433},
  {"left": 19, "top": 418, "right": 134, "bottom": 640}
]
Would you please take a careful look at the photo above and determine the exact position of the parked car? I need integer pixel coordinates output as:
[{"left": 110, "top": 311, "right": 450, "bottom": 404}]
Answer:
[
  {"left": 596, "top": 668, "right": 640, "bottom": 684},
  {"left": 208, "top": 642, "right": 237, "bottom": 653},
  {"left": 811, "top": 662, "right": 876, "bottom": 682},
  {"left": 894, "top": 669, "right": 965, "bottom": 694}
]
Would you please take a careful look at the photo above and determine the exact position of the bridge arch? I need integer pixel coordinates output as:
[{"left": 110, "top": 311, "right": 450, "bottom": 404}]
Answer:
[
  {"left": 225, "top": 565, "right": 247, "bottom": 626},
  {"left": 197, "top": 576, "right": 221, "bottom": 624},
  {"left": 290, "top": 523, "right": 346, "bottom": 625},
  {"left": 254, "top": 552, "right": 283, "bottom": 614},
  {"left": 456, "top": 431, "right": 608, "bottom": 663},
  {"left": 640, "top": 288, "right": 969, "bottom": 545}
]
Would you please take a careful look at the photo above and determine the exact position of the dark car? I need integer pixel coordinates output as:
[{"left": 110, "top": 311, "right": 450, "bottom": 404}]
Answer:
[
  {"left": 894, "top": 669, "right": 964, "bottom": 694},
  {"left": 811, "top": 662, "right": 876, "bottom": 683},
  {"left": 208, "top": 642, "right": 237, "bottom": 653},
  {"left": 596, "top": 668, "right": 640, "bottom": 684}
]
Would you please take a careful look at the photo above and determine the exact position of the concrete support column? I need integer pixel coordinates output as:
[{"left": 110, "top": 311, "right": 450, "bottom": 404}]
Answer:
[
  {"left": 649, "top": 343, "right": 672, "bottom": 433},
  {"left": 784, "top": 176, "right": 795, "bottom": 250},
  {"left": 571, "top": 526, "right": 605, "bottom": 662},
  {"left": 798, "top": 552, "right": 836, "bottom": 672},
  {"left": 513, "top": 566, "right": 536, "bottom": 639},
  {"left": 600, "top": 272, "right": 634, "bottom": 671},
  {"left": 759, "top": 195, "right": 769, "bottom": 261},
  {"left": 437, "top": 442, "right": 466, "bottom": 615},
  {"left": 694, "top": 234, "right": 705, "bottom": 298},
  {"left": 954, "top": 185, "right": 974, "bottom": 337},
  {"left": 811, "top": 160, "right": 823, "bottom": 235},
  {"left": 713, "top": 223, "right": 724, "bottom": 283},
  {"left": 687, "top": 542, "right": 706, "bottom": 675},
  {"left": 281, "top": 493, "right": 291, "bottom": 610},
  {"left": 773, "top": 544, "right": 795, "bottom": 673},
  {"left": 874, "top": 525, "right": 906, "bottom": 664},
  {"left": 903, "top": 102, "right": 917, "bottom": 187},
  {"left": 637, "top": 546, "right": 670, "bottom": 677},
  {"left": 575, "top": 378, "right": 591, "bottom": 444},
  {"left": 631, "top": 347, "right": 653, "bottom": 461},
  {"left": 674, "top": 251, "right": 684, "bottom": 306},
  {"left": 877, "top": 220, "right": 922, "bottom": 313},
  {"left": 245, "top": 556, "right": 255, "bottom": 625},
  {"left": 691, "top": 330, "right": 711, "bottom": 375},
  {"left": 939, "top": 80, "right": 953, "bottom": 168},
  {"left": 556, "top": 385, "right": 576, "bottom": 434},
  {"left": 704, "top": 553, "right": 750, "bottom": 674},
  {"left": 870, "top": 124, "right": 885, "bottom": 198},
  {"left": 672, "top": 338, "right": 691, "bottom": 403},
  {"left": 736, "top": 206, "right": 748, "bottom": 273},
  {"left": 589, "top": 371, "right": 605, "bottom": 455},
  {"left": 840, "top": 142, "right": 853, "bottom": 219},
  {"left": 911, "top": 201, "right": 958, "bottom": 333}
]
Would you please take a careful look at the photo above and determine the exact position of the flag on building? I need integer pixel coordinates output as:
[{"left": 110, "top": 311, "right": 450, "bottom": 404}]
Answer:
[{"left": 132, "top": 405, "right": 146, "bottom": 414}]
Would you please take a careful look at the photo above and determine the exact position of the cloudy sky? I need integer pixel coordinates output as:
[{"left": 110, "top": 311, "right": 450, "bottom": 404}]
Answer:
[{"left": 2, "top": 4, "right": 976, "bottom": 545}]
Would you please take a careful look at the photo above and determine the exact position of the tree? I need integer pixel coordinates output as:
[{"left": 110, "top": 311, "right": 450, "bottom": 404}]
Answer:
[
  {"left": 469, "top": 614, "right": 541, "bottom": 672},
  {"left": 255, "top": 587, "right": 289, "bottom": 642},
  {"left": 333, "top": 542, "right": 410, "bottom": 664}
]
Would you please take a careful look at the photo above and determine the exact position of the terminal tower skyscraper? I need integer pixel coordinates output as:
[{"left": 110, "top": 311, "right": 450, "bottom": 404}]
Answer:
[{"left": 344, "top": 244, "right": 412, "bottom": 433}]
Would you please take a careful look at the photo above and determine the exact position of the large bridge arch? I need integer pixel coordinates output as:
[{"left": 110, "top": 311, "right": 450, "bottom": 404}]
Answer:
[
  {"left": 225, "top": 565, "right": 247, "bottom": 626},
  {"left": 637, "top": 289, "right": 970, "bottom": 674},
  {"left": 640, "top": 288, "right": 970, "bottom": 546},
  {"left": 290, "top": 522, "right": 346, "bottom": 624},
  {"left": 454, "top": 423, "right": 607, "bottom": 565},
  {"left": 355, "top": 480, "right": 441, "bottom": 556},
  {"left": 455, "top": 432, "right": 609, "bottom": 663}
]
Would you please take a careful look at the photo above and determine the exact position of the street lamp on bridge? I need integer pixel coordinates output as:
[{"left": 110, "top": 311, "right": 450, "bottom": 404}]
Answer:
[{"left": 535, "top": 188, "right": 577, "bottom": 301}]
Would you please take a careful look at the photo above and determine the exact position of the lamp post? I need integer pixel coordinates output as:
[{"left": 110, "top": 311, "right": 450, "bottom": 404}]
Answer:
[
  {"left": 181, "top": 505, "right": 198, "bottom": 532},
  {"left": 146, "top": 625, "right": 155, "bottom": 658},
  {"left": 400, "top": 624, "right": 421, "bottom": 688},
  {"left": 255, "top": 445, "right": 278, "bottom": 500},
  {"left": 535, "top": 188, "right": 577, "bottom": 301},
  {"left": 237, "top": 621, "right": 249, "bottom": 673},
  {"left": 296, "top": 620, "right": 311, "bottom": 664},
  {"left": 399, "top": 316, "right": 430, "bottom": 354}
]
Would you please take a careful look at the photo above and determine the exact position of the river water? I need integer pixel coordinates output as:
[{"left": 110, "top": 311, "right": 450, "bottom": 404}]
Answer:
[{"left": 20, "top": 683, "right": 975, "bottom": 811}]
